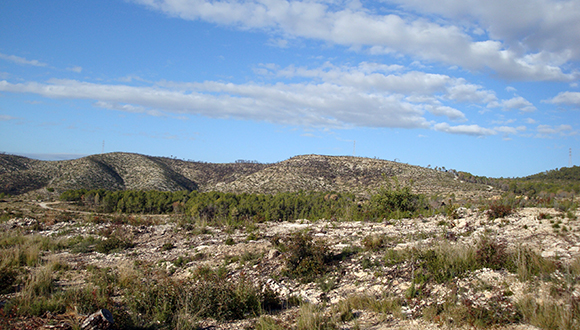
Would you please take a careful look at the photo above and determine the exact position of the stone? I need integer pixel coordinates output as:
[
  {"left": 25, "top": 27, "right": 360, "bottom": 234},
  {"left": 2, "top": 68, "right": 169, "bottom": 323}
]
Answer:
[
  {"left": 267, "top": 249, "right": 281, "bottom": 259},
  {"left": 80, "top": 309, "right": 114, "bottom": 330}
]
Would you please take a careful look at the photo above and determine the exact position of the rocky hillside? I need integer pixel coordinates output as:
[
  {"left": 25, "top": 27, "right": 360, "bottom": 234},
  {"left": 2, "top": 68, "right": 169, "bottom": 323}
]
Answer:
[{"left": 0, "top": 152, "right": 492, "bottom": 197}]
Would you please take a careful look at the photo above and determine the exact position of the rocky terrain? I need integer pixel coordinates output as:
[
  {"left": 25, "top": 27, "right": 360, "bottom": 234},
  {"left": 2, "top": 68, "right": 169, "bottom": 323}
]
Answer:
[
  {"left": 1, "top": 197, "right": 579, "bottom": 329},
  {"left": 0, "top": 153, "right": 492, "bottom": 198}
]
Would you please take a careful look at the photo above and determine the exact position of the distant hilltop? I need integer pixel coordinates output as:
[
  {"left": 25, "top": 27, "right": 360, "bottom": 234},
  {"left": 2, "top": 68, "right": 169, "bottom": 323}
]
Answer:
[{"left": 0, "top": 152, "right": 493, "bottom": 197}]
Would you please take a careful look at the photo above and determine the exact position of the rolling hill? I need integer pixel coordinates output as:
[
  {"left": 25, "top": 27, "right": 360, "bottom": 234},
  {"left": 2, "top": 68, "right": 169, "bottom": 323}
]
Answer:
[{"left": 0, "top": 152, "right": 492, "bottom": 197}]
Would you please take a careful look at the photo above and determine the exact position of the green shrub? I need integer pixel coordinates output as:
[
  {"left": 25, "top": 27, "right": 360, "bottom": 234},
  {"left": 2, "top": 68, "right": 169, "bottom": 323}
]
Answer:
[
  {"left": 369, "top": 184, "right": 426, "bottom": 220},
  {"left": 283, "top": 232, "right": 333, "bottom": 283},
  {"left": 95, "top": 236, "right": 134, "bottom": 254},
  {"left": 161, "top": 242, "right": 175, "bottom": 251},
  {"left": 125, "top": 270, "right": 268, "bottom": 325}
]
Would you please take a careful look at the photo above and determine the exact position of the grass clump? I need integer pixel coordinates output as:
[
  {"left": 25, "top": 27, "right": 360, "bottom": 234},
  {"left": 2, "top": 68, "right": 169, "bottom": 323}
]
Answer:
[
  {"left": 296, "top": 303, "right": 337, "bottom": 330},
  {"left": 518, "top": 295, "right": 580, "bottom": 330},
  {"left": 124, "top": 265, "right": 277, "bottom": 327},
  {"left": 362, "top": 234, "right": 387, "bottom": 251},
  {"left": 424, "top": 292, "right": 522, "bottom": 328}
]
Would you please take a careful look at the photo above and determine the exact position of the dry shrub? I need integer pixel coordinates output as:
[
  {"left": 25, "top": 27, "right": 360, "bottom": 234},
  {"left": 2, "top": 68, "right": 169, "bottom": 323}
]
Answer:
[
  {"left": 487, "top": 201, "right": 514, "bottom": 220},
  {"left": 362, "top": 234, "right": 387, "bottom": 251},
  {"left": 475, "top": 236, "right": 510, "bottom": 270}
]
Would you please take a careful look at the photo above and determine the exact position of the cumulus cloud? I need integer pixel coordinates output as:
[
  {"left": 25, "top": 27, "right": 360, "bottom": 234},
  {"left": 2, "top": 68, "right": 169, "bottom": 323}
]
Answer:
[
  {"left": 536, "top": 124, "right": 577, "bottom": 136},
  {"left": 0, "top": 52, "right": 47, "bottom": 67},
  {"left": 1, "top": 56, "right": 521, "bottom": 136},
  {"left": 546, "top": 91, "right": 580, "bottom": 107},
  {"left": 500, "top": 96, "right": 537, "bottom": 112},
  {"left": 433, "top": 122, "right": 497, "bottom": 136},
  {"left": 131, "top": 0, "right": 579, "bottom": 81}
]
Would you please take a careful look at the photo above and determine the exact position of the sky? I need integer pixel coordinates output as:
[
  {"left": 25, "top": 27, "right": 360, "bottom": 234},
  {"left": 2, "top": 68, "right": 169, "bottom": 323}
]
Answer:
[{"left": 1, "top": 0, "right": 579, "bottom": 178}]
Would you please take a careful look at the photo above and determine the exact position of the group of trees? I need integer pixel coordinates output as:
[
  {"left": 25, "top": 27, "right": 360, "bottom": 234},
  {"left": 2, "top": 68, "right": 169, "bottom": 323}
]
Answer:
[{"left": 60, "top": 186, "right": 429, "bottom": 223}]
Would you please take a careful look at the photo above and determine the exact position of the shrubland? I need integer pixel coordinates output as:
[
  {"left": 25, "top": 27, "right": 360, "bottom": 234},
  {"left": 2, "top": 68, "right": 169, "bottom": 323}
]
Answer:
[{"left": 1, "top": 180, "right": 579, "bottom": 329}]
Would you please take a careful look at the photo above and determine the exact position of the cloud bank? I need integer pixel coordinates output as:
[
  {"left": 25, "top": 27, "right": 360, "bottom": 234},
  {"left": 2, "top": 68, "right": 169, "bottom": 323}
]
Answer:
[
  {"left": 2, "top": 59, "right": 534, "bottom": 136},
  {"left": 132, "top": 0, "right": 579, "bottom": 81}
]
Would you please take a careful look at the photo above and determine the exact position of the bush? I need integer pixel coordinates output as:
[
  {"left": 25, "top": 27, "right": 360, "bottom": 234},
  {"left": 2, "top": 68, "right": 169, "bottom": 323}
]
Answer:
[
  {"left": 95, "top": 236, "right": 134, "bottom": 254},
  {"left": 487, "top": 201, "right": 514, "bottom": 220},
  {"left": 475, "top": 236, "right": 510, "bottom": 270},
  {"left": 283, "top": 232, "right": 333, "bottom": 283},
  {"left": 369, "top": 184, "right": 426, "bottom": 220},
  {"left": 125, "top": 268, "right": 269, "bottom": 326}
]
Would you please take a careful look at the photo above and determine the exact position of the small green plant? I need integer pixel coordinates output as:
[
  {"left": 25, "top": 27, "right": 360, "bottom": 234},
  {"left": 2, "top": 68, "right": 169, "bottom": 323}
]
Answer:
[
  {"left": 161, "top": 242, "right": 175, "bottom": 251},
  {"left": 225, "top": 237, "right": 235, "bottom": 245},
  {"left": 538, "top": 212, "right": 552, "bottom": 220},
  {"left": 317, "top": 275, "right": 337, "bottom": 293},
  {"left": 95, "top": 235, "right": 135, "bottom": 254}
]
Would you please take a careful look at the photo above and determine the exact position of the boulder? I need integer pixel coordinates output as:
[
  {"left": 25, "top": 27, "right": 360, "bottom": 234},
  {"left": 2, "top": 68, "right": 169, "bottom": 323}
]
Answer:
[{"left": 80, "top": 309, "right": 114, "bottom": 330}]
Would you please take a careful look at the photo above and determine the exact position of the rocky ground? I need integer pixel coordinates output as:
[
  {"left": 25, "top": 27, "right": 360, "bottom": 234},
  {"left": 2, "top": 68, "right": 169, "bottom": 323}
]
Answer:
[{"left": 1, "top": 198, "right": 579, "bottom": 329}]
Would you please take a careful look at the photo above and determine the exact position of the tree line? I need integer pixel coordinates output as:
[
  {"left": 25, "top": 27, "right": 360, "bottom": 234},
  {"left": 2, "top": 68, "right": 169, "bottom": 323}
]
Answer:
[{"left": 60, "top": 186, "right": 428, "bottom": 222}]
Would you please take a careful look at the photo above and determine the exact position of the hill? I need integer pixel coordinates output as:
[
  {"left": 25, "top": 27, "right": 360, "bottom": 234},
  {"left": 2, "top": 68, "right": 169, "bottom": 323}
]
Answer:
[
  {"left": 0, "top": 152, "right": 492, "bottom": 197},
  {"left": 523, "top": 165, "right": 580, "bottom": 181}
]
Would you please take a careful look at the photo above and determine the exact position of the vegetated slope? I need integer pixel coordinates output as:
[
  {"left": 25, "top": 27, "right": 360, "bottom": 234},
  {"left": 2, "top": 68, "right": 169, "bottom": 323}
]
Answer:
[
  {"left": 0, "top": 152, "right": 492, "bottom": 197},
  {"left": 210, "top": 154, "right": 491, "bottom": 197},
  {"left": 523, "top": 165, "right": 580, "bottom": 181},
  {"left": 0, "top": 152, "right": 270, "bottom": 195}
]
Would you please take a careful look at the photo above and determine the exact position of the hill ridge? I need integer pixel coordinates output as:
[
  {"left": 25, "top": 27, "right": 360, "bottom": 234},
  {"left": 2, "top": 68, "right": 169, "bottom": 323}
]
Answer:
[{"left": 0, "top": 152, "right": 491, "bottom": 197}]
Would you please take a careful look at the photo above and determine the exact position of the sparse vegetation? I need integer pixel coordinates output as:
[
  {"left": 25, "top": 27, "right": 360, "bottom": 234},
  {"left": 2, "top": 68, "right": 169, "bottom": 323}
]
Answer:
[{"left": 1, "top": 153, "right": 580, "bottom": 329}]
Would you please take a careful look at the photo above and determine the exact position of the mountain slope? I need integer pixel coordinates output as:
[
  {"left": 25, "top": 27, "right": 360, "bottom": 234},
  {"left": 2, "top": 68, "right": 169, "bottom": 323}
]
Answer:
[{"left": 0, "top": 152, "right": 492, "bottom": 197}]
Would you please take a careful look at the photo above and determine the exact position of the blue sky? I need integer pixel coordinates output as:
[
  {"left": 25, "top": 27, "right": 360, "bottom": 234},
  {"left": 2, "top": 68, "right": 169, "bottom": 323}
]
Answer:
[{"left": 1, "top": 0, "right": 579, "bottom": 178}]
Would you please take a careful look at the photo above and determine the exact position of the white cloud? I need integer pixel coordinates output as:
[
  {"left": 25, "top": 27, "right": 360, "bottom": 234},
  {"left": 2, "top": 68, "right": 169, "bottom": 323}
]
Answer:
[
  {"left": 423, "top": 105, "right": 466, "bottom": 122},
  {"left": 94, "top": 101, "right": 168, "bottom": 117},
  {"left": 0, "top": 78, "right": 432, "bottom": 129},
  {"left": 546, "top": 91, "right": 580, "bottom": 107},
  {"left": 433, "top": 122, "right": 496, "bottom": 136},
  {"left": 500, "top": 96, "right": 537, "bottom": 112},
  {"left": 388, "top": 0, "right": 580, "bottom": 59},
  {"left": 525, "top": 118, "right": 537, "bottom": 124},
  {"left": 536, "top": 124, "right": 577, "bottom": 137},
  {"left": 0, "top": 114, "right": 17, "bottom": 121},
  {"left": 131, "top": 0, "right": 578, "bottom": 81},
  {"left": 446, "top": 79, "right": 497, "bottom": 104},
  {"left": 0, "top": 52, "right": 47, "bottom": 67},
  {"left": 494, "top": 125, "right": 526, "bottom": 134},
  {"left": 66, "top": 66, "right": 83, "bottom": 73}
]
